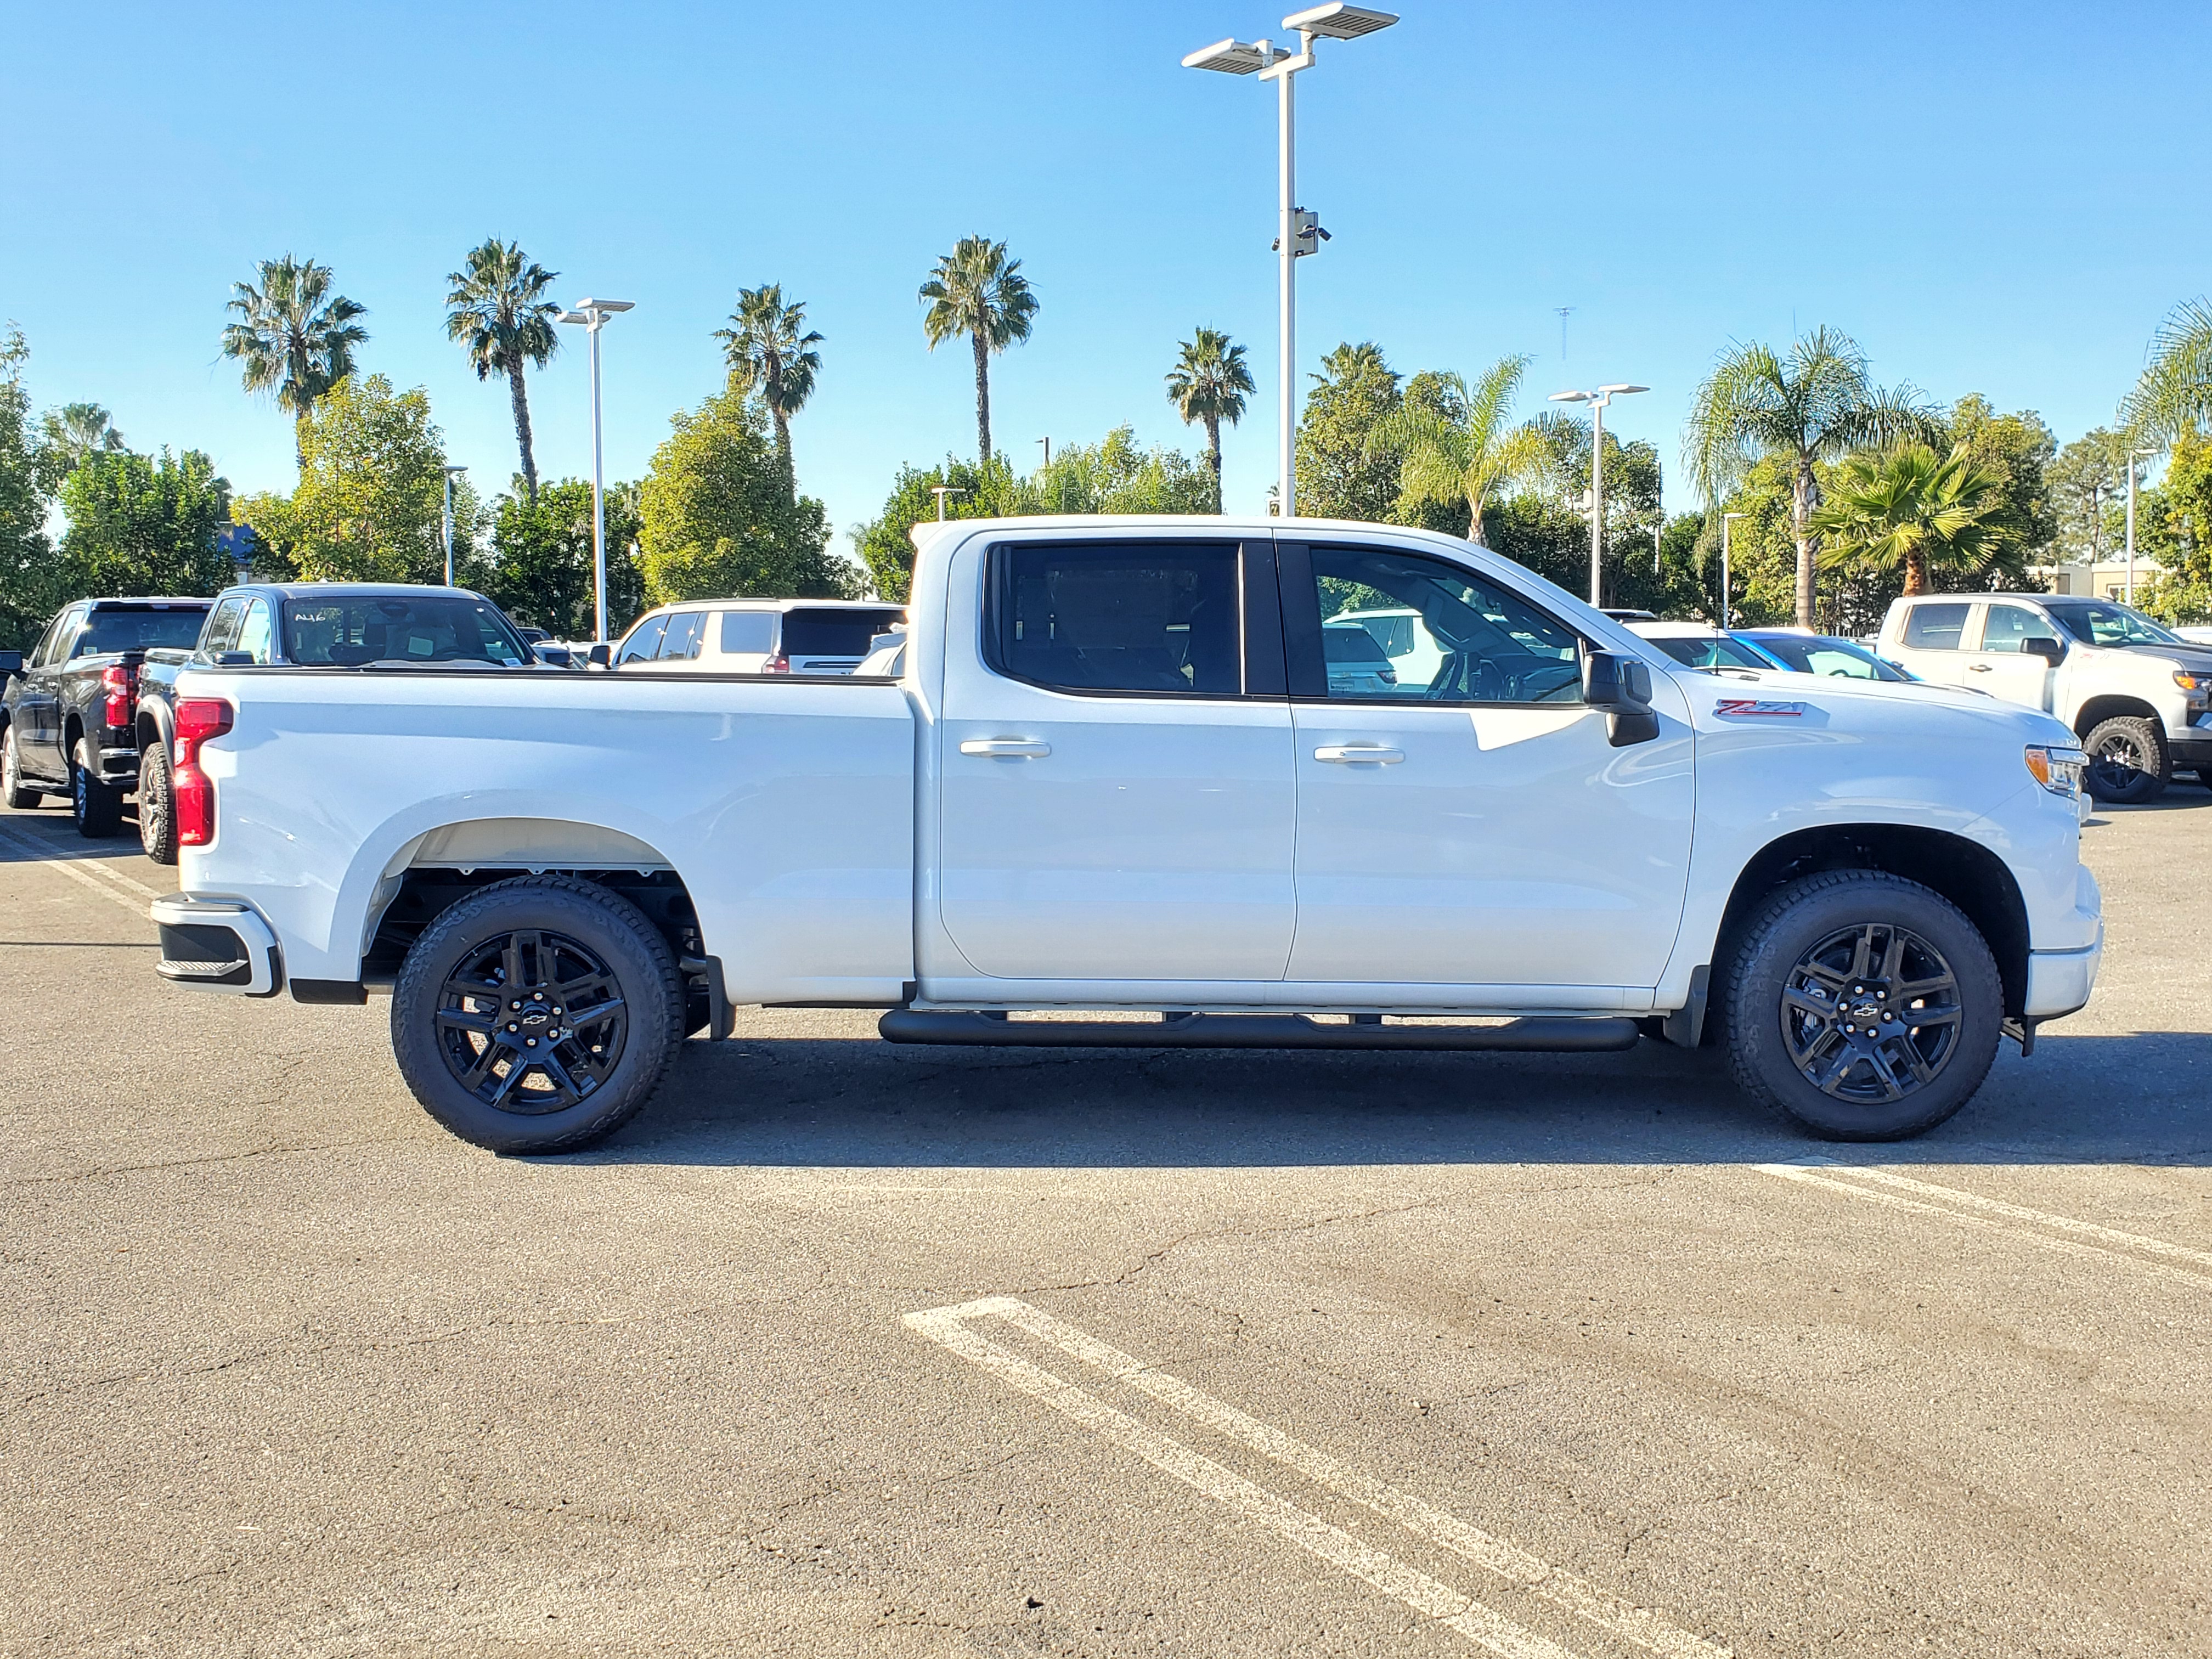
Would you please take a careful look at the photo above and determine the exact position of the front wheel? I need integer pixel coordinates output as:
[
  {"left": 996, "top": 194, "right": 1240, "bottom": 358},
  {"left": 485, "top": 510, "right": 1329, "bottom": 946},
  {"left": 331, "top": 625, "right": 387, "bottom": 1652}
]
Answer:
[
  {"left": 1722, "top": 871, "right": 2003, "bottom": 1141},
  {"left": 71, "top": 745, "right": 123, "bottom": 837},
  {"left": 2, "top": 726, "right": 42, "bottom": 809},
  {"left": 391, "top": 876, "right": 685, "bottom": 1154},
  {"left": 2081, "top": 715, "right": 2169, "bottom": 805}
]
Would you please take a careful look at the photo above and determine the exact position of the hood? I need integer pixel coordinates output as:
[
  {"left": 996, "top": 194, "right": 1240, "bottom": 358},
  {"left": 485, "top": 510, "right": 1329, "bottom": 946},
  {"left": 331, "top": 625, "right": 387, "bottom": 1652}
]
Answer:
[
  {"left": 1665, "top": 664, "right": 2075, "bottom": 743},
  {"left": 2115, "top": 641, "right": 2212, "bottom": 673}
]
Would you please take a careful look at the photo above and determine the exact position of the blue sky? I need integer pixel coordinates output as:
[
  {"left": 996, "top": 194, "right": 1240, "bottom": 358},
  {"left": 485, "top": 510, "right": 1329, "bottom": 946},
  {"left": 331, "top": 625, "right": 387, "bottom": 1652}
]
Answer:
[{"left": 5, "top": 0, "right": 2207, "bottom": 568}]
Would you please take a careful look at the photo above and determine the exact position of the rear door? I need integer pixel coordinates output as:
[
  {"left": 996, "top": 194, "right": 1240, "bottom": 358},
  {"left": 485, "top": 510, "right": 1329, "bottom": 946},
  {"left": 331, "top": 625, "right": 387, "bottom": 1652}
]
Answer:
[
  {"left": 1885, "top": 600, "right": 1976, "bottom": 687},
  {"left": 935, "top": 535, "right": 1296, "bottom": 983}
]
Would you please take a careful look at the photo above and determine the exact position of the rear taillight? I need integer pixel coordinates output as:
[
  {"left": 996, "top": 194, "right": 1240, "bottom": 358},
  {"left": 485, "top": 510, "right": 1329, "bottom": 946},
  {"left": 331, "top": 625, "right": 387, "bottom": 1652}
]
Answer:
[
  {"left": 761, "top": 652, "right": 790, "bottom": 674},
  {"left": 101, "top": 662, "right": 135, "bottom": 726},
  {"left": 172, "top": 697, "right": 234, "bottom": 849}
]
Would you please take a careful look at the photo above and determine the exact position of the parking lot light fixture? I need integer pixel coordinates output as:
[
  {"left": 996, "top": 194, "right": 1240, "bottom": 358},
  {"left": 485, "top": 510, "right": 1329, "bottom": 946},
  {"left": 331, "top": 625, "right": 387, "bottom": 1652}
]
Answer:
[
  {"left": 1550, "top": 383, "right": 1649, "bottom": 606},
  {"left": 1721, "top": 511, "right": 1749, "bottom": 630},
  {"left": 557, "top": 299, "right": 636, "bottom": 642},
  {"left": 441, "top": 466, "right": 467, "bottom": 587},
  {"left": 1182, "top": 6, "right": 1397, "bottom": 520}
]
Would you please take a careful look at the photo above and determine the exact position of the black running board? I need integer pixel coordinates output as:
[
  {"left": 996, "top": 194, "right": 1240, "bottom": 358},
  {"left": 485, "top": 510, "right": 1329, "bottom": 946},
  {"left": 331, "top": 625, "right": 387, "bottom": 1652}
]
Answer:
[{"left": 878, "top": 1010, "right": 1638, "bottom": 1052}]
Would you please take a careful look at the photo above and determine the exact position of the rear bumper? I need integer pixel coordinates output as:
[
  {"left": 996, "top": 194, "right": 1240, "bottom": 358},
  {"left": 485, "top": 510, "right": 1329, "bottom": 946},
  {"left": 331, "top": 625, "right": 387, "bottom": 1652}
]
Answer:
[
  {"left": 2023, "top": 930, "right": 2102, "bottom": 1020},
  {"left": 97, "top": 742, "right": 138, "bottom": 783},
  {"left": 150, "top": 894, "right": 283, "bottom": 996}
]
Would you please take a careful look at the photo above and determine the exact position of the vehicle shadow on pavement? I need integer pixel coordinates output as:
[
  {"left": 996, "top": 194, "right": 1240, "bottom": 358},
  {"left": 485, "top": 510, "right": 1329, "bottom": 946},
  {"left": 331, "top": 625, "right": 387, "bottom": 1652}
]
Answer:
[{"left": 584, "top": 1028, "right": 2212, "bottom": 1170}]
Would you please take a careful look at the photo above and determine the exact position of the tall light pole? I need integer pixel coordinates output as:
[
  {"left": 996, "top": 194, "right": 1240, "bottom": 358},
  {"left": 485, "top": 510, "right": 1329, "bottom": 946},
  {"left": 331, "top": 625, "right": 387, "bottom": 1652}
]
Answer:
[
  {"left": 2126, "top": 445, "right": 2158, "bottom": 606},
  {"left": 1720, "top": 511, "right": 1748, "bottom": 630},
  {"left": 929, "top": 485, "right": 967, "bottom": 522},
  {"left": 556, "top": 297, "right": 635, "bottom": 641},
  {"left": 441, "top": 466, "right": 467, "bottom": 586},
  {"left": 1183, "top": 4, "right": 1399, "bottom": 520},
  {"left": 1548, "top": 383, "right": 1649, "bottom": 606}
]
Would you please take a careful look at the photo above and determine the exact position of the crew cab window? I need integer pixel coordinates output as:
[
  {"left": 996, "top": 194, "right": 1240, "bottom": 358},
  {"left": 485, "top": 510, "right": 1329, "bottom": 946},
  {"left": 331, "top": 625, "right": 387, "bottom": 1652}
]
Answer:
[
  {"left": 614, "top": 614, "right": 668, "bottom": 666},
  {"left": 281, "top": 595, "right": 530, "bottom": 666},
  {"left": 657, "top": 611, "right": 706, "bottom": 661},
  {"left": 31, "top": 609, "right": 78, "bottom": 668},
  {"left": 234, "top": 599, "right": 274, "bottom": 664},
  {"left": 988, "top": 542, "right": 1240, "bottom": 696},
  {"left": 1978, "top": 604, "right": 2062, "bottom": 654},
  {"left": 1299, "top": 546, "right": 1583, "bottom": 703},
  {"left": 1901, "top": 603, "right": 1970, "bottom": 650},
  {"left": 199, "top": 598, "right": 247, "bottom": 659},
  {"left": 720, "top": 611, "right": 776, "bottom": 653}
]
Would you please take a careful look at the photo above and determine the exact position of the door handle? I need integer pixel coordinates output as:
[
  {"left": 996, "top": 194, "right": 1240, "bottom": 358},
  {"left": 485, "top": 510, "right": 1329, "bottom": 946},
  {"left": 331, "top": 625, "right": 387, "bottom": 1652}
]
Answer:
[
  {"left": 1967, "top": 664, "right": 1994, "bottom": 672},
  {"left": 1313, "top": 744, "right": 1406, "bottom": 764},
  {"left": 959, "top": 738, "right": 1052, "bottom": 759}
]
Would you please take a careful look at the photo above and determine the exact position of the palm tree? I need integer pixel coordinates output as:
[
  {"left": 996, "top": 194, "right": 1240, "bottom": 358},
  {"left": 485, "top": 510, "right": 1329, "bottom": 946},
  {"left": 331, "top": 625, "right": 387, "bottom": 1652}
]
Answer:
[
  {"left": 444, "top": 239, "right": 562, "bottom": 501},
  {"left": 1369, "top": 354, "right": 1548, "bottom": 546},
  {"left": 919, "top": 236, "right": 1039, "bottom": 467},
  {"left": 1810, "top": 444, "right": 2008, "bottom": 597},
  {"left": 221, "top": 255, "right": 369, "bottom": 470},
  {"left": 1164, "top": 329, "right": 1254, "bottom": 512},
  {"left": 40, "top": 403, "right": 125, "bottom": 470},
  {"left": 2123, "top": 298, "right": 2212, "bottom": 443},
  {"left": 1683, "top": 327, "right": 1933, "bottom": 628},
  {"left": 714, "top": 283, "right": 823, "bottom": 493}
]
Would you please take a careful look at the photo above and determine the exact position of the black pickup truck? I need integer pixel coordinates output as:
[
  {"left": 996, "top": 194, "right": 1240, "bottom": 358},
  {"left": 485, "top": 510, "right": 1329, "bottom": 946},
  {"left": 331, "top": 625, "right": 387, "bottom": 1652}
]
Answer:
[{"left": 0, "top": 598, "right": 213, "bottom": 838}]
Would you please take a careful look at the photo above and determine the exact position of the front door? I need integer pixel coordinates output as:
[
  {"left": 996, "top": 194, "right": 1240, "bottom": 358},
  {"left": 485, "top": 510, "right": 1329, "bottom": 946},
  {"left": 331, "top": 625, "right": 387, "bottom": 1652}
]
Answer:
[
  {"left": 936, "top": 536, "right": 1296, "bottom": 984},
  {"left": 1278, "top": 540, "right": 1695, "bottom": 996},
  {"left": 1966, "top": 601, "right": 2064, "bottom": 712},
  {"left": 21, "top": 606, "right": 84, "bottom": 780}
]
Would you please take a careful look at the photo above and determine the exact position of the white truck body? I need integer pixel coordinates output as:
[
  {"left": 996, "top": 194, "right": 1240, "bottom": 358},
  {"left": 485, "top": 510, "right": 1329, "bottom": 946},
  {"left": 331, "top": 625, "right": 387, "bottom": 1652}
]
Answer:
[{"left": 154, "top": 517, "right": 2104, "bottom": 1147}]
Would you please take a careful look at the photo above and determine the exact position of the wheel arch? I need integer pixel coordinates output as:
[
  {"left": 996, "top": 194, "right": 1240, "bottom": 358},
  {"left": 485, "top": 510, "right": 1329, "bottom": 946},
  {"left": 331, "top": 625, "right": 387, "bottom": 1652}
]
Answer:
[
  {"left": 2072, "top": 695, "right": 2162, "bottom": 740},
  {"left": 1711, "top": 824, "right": 2030, "bottom": 1026}
]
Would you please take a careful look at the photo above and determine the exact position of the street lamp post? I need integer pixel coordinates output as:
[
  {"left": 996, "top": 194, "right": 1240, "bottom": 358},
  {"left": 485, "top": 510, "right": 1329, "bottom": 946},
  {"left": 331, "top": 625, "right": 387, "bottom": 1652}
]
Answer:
[
  {"left": 2126, "top": 446, "right": 2158, "bottom": 606},
  {"left": 1548, "top": 383, "right": 1649, "bottom": 606},
  {"left": 556, "top": 298, "right": 635, "bottom": 641},
  {"left": 1183, "top": 4, "right": 1398, "bottom": 520},
  {"left": 929, "top": 485, "right": 967, "bottom": 522},
  {"left": 1720, "top": 511, "right": 1748, "bottom": 630},
  {"left": 441, "top": 465, "right": 467, "bottom": 587}
]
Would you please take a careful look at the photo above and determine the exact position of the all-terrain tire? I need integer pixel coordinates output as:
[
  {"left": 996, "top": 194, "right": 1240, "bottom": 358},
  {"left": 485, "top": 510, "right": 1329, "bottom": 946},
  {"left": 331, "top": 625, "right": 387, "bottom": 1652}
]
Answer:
[
  {"left": 1722, "top": 870, "right": 2004, "bottom": 1142},
  {"left": 1, "top": 726, "right": 42, "bottom": 809},
  {"left": 138, "top": 743, "right": 177, "bottom": 864},
  {"left": 392, "top": 875, "right": 685, "bottom": 1154},
  {"left": 71, "top": 743, "right": 123, "bottom": 837},
  {"left": 2081, "top": 715, "right": 2169, "bottom": 805}
]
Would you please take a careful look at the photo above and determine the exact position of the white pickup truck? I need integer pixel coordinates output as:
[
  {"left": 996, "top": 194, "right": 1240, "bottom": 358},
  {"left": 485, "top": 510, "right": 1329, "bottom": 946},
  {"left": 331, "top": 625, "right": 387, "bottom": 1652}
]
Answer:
[
  {"left": 1876, "top": 591, "right": 2212, "bottom": 803},
  {"left": 151, "top": 516, "right": 2104, "bottom": 1151}
]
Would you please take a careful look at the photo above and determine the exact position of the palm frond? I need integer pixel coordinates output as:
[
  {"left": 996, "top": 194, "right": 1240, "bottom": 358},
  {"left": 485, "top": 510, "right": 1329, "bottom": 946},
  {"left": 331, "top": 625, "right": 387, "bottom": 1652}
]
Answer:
[{"left": 2123, "top": 298, "right": 2212, "bottom": 443}]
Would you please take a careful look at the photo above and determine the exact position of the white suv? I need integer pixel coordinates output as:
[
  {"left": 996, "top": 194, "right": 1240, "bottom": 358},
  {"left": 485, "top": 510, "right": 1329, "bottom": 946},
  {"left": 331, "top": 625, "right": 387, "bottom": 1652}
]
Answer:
[
  {"left": 1877, "top": 593, "right": 2212, "bottom": 802},
  {"left": 610, "top": 600, "right": 907, "bottom": 675}
]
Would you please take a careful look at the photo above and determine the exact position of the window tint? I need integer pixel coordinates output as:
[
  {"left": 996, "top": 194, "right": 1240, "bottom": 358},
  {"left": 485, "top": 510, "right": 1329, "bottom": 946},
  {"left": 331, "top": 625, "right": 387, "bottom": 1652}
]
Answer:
[
  {"left": 1300, "top": 548, "right": 1582, "bottom": 703},
  {"left": 990, "top": 543, "right": 1240, "bottom": 696},
  {"left": 614, "top": 614, "right": 668, "bottom": 666},
  {"left": 74, "top": 606, "right": 207, "bottom": 656},
  {"left": 1979, "top": 604, "right": 2063, "bottom": 654},
  {"left": 783, "top": 608, "right": 906, "bottom": 659},
  {"left": 1645, "top": 634, "right": 1773, "bottom": 672},
  {"left": 199, "top": 598, "right": 247, "bottom": 658},
  {"left": 234, "top": 600, "right": 274, "bottom": 664},
  {"left": 281, "top": 595, "right": 530, "bottom": 666},
  {"left": 720, "top": 611, "right": 777, "bottom": 653},
  {"left": 2047, "top": 601, "right": 2182, "bottom": 647},
  {"left": 658, "top": 611, "right": 706, "bottom": 661},
  {"left": 1902, "top": 603, "right": 1970, "bottom": 650}
]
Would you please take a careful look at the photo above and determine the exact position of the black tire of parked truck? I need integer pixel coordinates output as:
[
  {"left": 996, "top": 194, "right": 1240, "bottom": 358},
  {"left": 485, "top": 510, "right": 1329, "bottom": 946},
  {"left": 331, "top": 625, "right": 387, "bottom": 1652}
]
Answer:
[
  {"left": 2080, "top": 714, "right": 2169, "bottom": 805},
  {"left": 2, "top": 727, "right": 42, "bottom": 809},
  {"left": 138, "top": 744, "right": 177, "bottom": 864},
  {"left": 391, "top": 876, "right": 686, "bottom": 1155},
  {"left": 71, "top": 743, "right": 123, "bottom": 837},
  {"left": 1722, "top": 871, "right": 2003, "bottom": 1142}
]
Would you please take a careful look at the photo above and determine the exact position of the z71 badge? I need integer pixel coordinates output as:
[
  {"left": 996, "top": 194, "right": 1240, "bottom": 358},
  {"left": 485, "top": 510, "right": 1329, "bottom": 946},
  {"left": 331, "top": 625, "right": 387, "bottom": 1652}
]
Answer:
[{"left": 1714, "top": 698, "right": 1805, "bottom": 718}]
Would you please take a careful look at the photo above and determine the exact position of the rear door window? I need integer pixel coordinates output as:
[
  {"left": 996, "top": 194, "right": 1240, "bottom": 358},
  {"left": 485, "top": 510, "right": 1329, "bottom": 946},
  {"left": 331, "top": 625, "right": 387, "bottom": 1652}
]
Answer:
[
  {"left": 657, "top": 612, "right": 706, "bottom": 661},
  {"left": 720, "top": 611, "right": 777, "bottom": 654},
  {"left": 1902, "top": 603, "right": 1971, "bottom": 650},
  {"left": 988, "top": 543, "right": 1242, "bottom": 696}
]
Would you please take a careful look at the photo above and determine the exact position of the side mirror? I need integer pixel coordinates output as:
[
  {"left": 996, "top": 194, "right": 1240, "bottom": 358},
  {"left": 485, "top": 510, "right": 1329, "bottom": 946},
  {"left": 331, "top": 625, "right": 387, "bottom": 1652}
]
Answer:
[
  {"left": 2022, "top": 636, "right": 2065, "bottom": 663},
  {"left": 1584, "top": 650, "right": 1660, "bottom": 747},
  {"left": 588, "top": 642, "right": 612, "bottom": 669}
]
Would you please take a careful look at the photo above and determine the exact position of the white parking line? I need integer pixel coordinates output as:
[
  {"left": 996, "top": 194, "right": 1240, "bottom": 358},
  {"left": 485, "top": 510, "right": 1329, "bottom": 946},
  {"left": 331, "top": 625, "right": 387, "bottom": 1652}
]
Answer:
[
  {"left": 0, "top": 824, "right": 162, "bottom": 918},
  {"left": 906, "top": 1295, "right": 1729, "bottom": 1659},
  {"left": 1754, "top": 1164, "right": 2212, "bottom": 1293}
]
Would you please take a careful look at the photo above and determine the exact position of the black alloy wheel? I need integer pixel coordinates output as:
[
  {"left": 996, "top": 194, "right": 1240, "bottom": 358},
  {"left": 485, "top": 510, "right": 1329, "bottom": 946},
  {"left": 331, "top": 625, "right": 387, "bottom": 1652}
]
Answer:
[
  {"left": 1779, "top": 922, "right": 1961, "bottom": 1107},
  {"left": 434, "top": 928, "right": 629, "bottom": 1115},
  {"left": 2081, "top": 714, "right": 2168, "bottom": 805},
  {"left": 71, "top": 748, "right": 121, "bottom": 837},
  {"left": 138, "top": 744, "right": 177, "bottom": 864},
  {"left": 2, "top": 726, "right": 41, "bottom": 809}
]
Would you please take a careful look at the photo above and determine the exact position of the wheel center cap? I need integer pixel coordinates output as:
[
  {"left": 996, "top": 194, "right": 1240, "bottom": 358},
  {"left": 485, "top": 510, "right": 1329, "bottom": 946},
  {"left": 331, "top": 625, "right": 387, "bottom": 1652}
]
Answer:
[{"left": 1849, "top": 1001, "right": 1881, "bottom": 1024}]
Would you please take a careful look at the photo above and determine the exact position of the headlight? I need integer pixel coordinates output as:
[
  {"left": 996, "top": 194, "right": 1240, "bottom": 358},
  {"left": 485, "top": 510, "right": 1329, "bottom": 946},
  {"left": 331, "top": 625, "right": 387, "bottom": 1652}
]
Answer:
[
  {"left": 2176, "top": 670, "right": 2211, "bottom": 700},
  {"left": 2024, "top": 743, "right": 2086, "bottom": 798}
]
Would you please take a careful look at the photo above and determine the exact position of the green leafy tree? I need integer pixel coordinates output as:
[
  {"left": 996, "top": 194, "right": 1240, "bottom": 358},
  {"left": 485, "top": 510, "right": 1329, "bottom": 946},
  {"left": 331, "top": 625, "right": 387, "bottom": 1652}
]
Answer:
[
  {"left": 221, "top": 255, "right": 369, "bottom": 470},
  {"left": 637, "top": 382, "right": 849, "bottom": 605},
  {"left": 1372, "top": 354, "right": 1548, "bottom": 547},
  {"left": 1810, "top": 444, "right": 2011, "bottom": 597},
  {"left": 1295, "top": 342, "right": 1403, "bottom": 521},
  {"left": 2122, "top": 298, "right": 2212, "bottom": 443},
  {"left": 1164, "top": 328, "right": 1254, "bottom": 511},
  {"left": 2136, "top": 432, "right": 2212, "bottom": 622},
  {"left": 232, "top": 375, "right": 478, "bottom": 583},
  {"left": 849, "top": 456, "right": 1016, "bottom": 602},
  {"left": 445, "top": 238, "right": 561, "bottom": 502},
  {"left": 1012, "top": 426, "right": 1214, "bottom": 516},
  {"left": 715, "top": 283, "right": 822, "bottom": 494},
  {"left": 481, "top": 477, "right": 644, "bottom": 637},
  {"left": 919, "top": 236, "right": 1039, "bottom": 467},
  {"left": 57, "top": 448, "right": 234, "bottom": 597},
  {"left": 1932, "top": 395, "right": 2056, "bottom": 562},
  {"left": 40, "top": 403, "right": 125, "bottom": 471},
  {"left": 2047, "top": 428, "right": 2135, "bottom": 566},
  {"left": 0, "top": 324, "right": 65, "bottom": 650},
  {"left": 1683, "top": 327, "right": 1934, "bottom": 627}
]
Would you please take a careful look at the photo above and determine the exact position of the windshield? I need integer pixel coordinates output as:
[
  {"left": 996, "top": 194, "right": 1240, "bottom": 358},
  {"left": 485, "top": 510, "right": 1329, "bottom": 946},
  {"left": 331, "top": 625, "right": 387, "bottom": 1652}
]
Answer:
[
  {"left": 1645, "top": 633, "right": 1776, "bottom": 672},
  {"left": 282, "top": 595, "right": 532, "bottom": 666},
  {"left": 1748, "top": 633, "right": 1915, "bottom": 681},
  {"left": 73, "top": 607, "right": 208, "bottom": 656},
  {"left": 2047, "top": 601, "right": 2184, "bottom": 648}
]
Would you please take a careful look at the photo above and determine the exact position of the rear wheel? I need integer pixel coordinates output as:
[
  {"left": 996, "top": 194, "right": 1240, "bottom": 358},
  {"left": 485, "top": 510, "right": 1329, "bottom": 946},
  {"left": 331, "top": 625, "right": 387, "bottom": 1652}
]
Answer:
[
  {"left": 2, "top": 726, "right": 42, "bottom": 809},
  {"left": 71, "top": 743, "right": 123, "bottom": 837},
  {"left": 2081, "top": 715, "right": 2169, "bottom": 805},
  {"left": 1722, "top": 871, "right": 2002, "bottom": 1141},
  {"left": 391, "top": 876, "right": 684, "bottom": 1154},
  {"left": 138, "top": 743, "right": 177, "bottom": 864}
]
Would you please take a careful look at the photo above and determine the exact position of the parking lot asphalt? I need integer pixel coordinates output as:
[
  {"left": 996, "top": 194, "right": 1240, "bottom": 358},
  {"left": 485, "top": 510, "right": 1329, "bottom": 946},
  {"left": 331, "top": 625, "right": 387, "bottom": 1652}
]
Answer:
[{"left": 2, "top": 789, "right": 2208, "bottom": 1659}]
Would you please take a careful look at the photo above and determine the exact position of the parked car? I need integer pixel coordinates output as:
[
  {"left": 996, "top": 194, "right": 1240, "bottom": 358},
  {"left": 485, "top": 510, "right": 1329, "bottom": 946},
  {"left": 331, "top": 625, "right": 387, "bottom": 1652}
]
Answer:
[
  {"left": 151, "top": 515, "right": 2100, "bottom": 1154},
  {"left": 608, "top": 599, "right": 908, "bottom": 674},
  {"left": 1739, "top": 629, "right": 1918, "bottom": 682},
  {"left": 1876, "top": 593, "right": 2212, "bottom": 803},
  {"left": 132, "top": 584, "right": 541, "bottom": 862},
  {"left": 1, "top": 597, "right": 214, "bottom": 836},
  {"left": 1626, "top": 621, "right": 1790, "bottom": 672}
]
